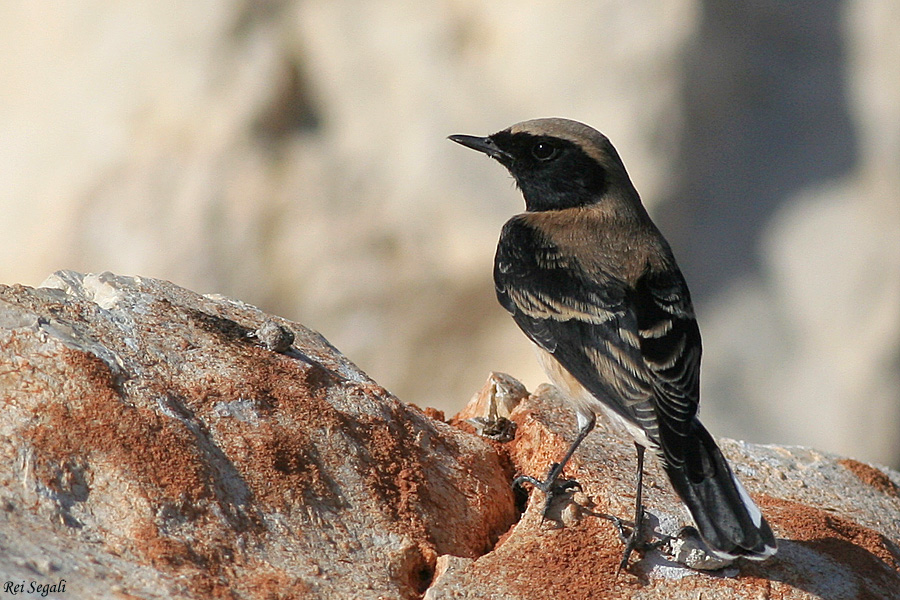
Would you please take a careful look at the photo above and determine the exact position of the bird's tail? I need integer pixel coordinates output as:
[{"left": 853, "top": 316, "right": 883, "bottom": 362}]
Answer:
[{"left": 662, "top": 420, "right": 777, "bottom": 561}]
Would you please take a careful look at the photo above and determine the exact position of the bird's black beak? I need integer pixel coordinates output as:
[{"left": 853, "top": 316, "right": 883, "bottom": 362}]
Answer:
[{"left": 448, "top": 134, "right": 512, "bottom": 162}]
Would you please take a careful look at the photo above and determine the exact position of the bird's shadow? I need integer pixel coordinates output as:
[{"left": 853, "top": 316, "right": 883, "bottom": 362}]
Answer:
[
  {"left": 741, "top": 537, "right": 900, "bottom": 600},
  {"left": 629, "top": 535, "right": 900, "bottom": 598}
]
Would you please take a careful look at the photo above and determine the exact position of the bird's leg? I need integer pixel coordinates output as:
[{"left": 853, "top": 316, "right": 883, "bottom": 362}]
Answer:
[
  {"left": 617, "top": 443, "right": 646, "bottom": 572},
  {"left": 513, "top": 411, "right": 596, "bottom": 517}
]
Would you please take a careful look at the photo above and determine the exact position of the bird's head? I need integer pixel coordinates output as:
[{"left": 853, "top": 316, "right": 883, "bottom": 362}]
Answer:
[{"left": 450, "top": 118, "right": 635, "bottom": 212}]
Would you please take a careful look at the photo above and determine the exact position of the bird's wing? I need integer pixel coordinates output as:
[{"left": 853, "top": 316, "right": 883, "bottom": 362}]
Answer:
[
  {"left": 494, "top": 218, "right": 701, "bottom": 466},
  {"left": 494, "top": 218, "right": 650, "bottom": 419},
  {"left": 631, "top": 268, "right": 702, "bottom": 468}
]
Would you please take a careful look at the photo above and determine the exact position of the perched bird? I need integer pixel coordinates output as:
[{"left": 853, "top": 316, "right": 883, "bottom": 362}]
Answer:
[{"left": 449, "top": 118, "right": 777, "bottom": 568}]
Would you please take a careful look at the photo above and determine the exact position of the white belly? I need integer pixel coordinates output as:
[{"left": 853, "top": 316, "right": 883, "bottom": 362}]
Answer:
[{"left": 534, "top": 345, "right": 658, "bottom": 451}]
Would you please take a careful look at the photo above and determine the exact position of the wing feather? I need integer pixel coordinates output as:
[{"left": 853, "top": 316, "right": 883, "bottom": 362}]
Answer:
[{"left": 495, "top": 217, "right": 703, "bottom": 470}]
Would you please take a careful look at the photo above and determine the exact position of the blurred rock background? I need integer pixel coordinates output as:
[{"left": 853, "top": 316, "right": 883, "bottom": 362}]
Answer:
[{"left": 1, "top": 1, "right": 897, "bottom": 466}]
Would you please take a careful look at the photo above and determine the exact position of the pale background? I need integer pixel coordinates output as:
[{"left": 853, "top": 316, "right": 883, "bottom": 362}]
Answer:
[{"left": 2, "top": 1, "right": 898, "bottom": 467}]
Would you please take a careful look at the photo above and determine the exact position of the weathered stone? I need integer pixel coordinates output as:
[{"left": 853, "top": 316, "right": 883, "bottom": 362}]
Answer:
[
  {"left": 428, "top": 385, "right": 900, "bottom": 599},
  {"left": 2, "top": 271, "right": 899, "bottom": 599},
  {"left": 0, "top": 271, "right": 516, "bottom": 599}
]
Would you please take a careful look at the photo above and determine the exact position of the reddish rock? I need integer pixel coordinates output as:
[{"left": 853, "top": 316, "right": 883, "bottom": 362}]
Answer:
[
  {"left": 427, "top": 386, "right": 900, "bottom": 599},
  {"left": 0, "top": 271, "right": 515, "bottom": 599},
  {"left": 2, "top": 271, "right": 899, "bottom": 599}
]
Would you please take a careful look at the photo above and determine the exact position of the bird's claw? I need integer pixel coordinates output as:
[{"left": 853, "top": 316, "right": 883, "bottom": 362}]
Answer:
[
  {"left": 513, "top": 464, "right": 583, "bottom": 519},
  {"left": 515, "top": 468, "right": 666, "bottom": 573},
  {"left": 612, "top": 506, "right": 672, "bottom": 573},
  {"left": 607, "top": 514, "right": 632, "bottom": 543}
]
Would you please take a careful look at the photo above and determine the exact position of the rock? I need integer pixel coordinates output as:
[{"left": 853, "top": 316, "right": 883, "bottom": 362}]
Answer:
[
  {"left": 0, "top": 271, "right": 516, "bottom": 599},
  {"left": 2, "top": 271, "right": 899, "bottom": 599},
  {"left": 429, "top": 385, "right": 900, "bottom": 599},
  {"left": 453, "top": 372, "right": 526, "bottom": 442}
]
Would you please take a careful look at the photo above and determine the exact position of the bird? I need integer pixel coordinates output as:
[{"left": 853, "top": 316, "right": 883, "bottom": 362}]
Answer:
[{"left": 449, "top": 118, "right": 777, "bottom": 569}]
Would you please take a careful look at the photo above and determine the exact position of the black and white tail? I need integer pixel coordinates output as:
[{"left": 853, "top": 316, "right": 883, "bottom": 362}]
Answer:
[{"left": 663, "top": 419, "right": 777, "bottom": 560}]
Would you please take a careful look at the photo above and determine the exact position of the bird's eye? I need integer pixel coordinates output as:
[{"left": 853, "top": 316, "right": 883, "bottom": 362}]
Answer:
[{"left": 531, "top": 141, "right": 558, "bottom": 161}]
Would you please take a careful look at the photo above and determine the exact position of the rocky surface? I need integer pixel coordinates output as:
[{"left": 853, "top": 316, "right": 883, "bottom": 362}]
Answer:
[
  {"left": 1, "top": 2, "right": 898, "bottom": 467},
  {"left": 2, "top": 272, "right": 900, "bottom": 599},
  {"left": 435, "top": 385, "right": 900, "bottom": 599},
  {"left": 0, "top": 272, "right": 516, "bottom": 599}
]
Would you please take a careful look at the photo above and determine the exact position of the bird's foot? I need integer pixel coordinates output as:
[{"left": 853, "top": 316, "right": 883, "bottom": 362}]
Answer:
[
  {"left": 607, "top": 506, "right": 673, "bottom": 574},
  {"left": 616, "top": 505, "right": 644, "bottom": 574},
  {"left": 513, "top": 462, "right": 582, "bottom": 520}
]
